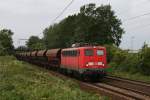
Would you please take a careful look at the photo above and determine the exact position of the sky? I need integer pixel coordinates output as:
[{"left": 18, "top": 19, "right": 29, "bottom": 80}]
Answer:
[{"left": 0, "top": 0, "right": 150, "bottom": 50}]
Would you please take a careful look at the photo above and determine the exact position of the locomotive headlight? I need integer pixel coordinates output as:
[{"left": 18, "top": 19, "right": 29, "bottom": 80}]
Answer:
[
  {"left": 86, "top": 63, "right": 89, "bottom": 66},
  {"left": 98, "top": 62, "right": 103, "bottom": 65}
]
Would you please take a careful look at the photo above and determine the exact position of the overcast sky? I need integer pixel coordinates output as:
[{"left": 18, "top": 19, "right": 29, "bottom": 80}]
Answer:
[{"left": 0, "top": 0, "right": 150, "bottom": 50}]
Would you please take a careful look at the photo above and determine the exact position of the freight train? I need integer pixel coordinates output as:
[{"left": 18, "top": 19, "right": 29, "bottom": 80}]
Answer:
[{"left": 15, "top": 44, "right": 108, "bottom": 81}]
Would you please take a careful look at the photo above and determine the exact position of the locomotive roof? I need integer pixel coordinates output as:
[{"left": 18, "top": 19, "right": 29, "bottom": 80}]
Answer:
[{"left": 62, "top": 46, "right": 106, "bottom": 51}]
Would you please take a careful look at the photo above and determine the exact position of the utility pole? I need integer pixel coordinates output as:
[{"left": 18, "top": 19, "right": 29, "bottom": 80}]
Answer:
[{"left": 107, "top": 0, "right": 110, "bottom": 5}]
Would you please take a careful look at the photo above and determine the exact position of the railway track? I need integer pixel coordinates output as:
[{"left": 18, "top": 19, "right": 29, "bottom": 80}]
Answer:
[
  {"left": 103, "top": 76, "right": 150, "bottom": 97},
  {"left": 80, "top": 76, "right": 150, "bottom": 100},
  {"left": 34, "top": 65, "right": 150, "bottom": 100},
  {"left": 81, "top": 82, "right": 150, "bottom": 100},
  {"left": 49, "top": 70, "right": 150, "bottom": 100}
]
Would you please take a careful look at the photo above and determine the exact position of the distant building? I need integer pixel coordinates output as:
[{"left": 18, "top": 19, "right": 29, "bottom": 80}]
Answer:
[{"left": 123, "top": 49, "right": 140, "bottom": 53}]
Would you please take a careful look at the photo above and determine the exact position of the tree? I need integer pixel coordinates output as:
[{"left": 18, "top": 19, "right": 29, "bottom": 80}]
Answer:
[
  {"left": 76, "top": 4, "right": 124, "bottom": 46},
  {"left": 0, "top": 42, "right": 5, "bottom": 55},
  {"left": 43, "top": 3, "right": 124, "bottom": 48},
  {"left": 0, "top": 29, "right": 14, "bottom": 55},
  {"left": 26, "top": 36, "right": 45, "bottom": 50}
]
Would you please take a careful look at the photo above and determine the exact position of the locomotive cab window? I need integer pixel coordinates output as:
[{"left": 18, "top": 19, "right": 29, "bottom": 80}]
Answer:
[
  {"left": 62, "top": 50, "right": 79, "bottom": 56},
  {"left": 97, "top": 50, "right": 104, "bottom": 56},
  {"left": 85, "top": 49, "right": 94, "bottom": 56}
]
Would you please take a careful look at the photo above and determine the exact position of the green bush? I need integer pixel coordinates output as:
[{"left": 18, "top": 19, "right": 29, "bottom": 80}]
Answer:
[
  {"left": 112, "top": 50, "right": 128, "bottom": 66},
  {"left": 119, "top": 54, "right": 139, "bottom": 73},
  {"left": 105, "top": 45, "right": 128, "bottom": 68},
  {"left": 107, "top": 44, "right": 150, "bottom": 76},
  {"left": 0, "top": 43, "right": 6, "bottom": 56},
  {"left": 138, "top": 47, "right": 150, "bottom": 75},
  {"left": 104, "top": 45, "right": 118, "bottom": 63}
]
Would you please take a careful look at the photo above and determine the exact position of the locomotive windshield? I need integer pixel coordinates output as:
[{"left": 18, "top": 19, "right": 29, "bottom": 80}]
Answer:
[
  {"left": 85, "top": 49, "right": 94, "bottom": 56},
  {"left": 97, "top": 50, "right": 104, "bottom": 56}
]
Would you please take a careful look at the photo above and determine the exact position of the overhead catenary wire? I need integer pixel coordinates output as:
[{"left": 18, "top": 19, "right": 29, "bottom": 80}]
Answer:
[
  {"left": 38, "top": 0, "right": 148, "bottom": 37},
  {"left": 37, "top": 0, "right": 149, "bottom": 37},
  {"left": 38, "top": 0, "right": 74, "bottom": 36},
  {"left": 122, "top": 11, "right": 150, "bottom": 31},
  {"left": 115, "top": 0, "right": 150, "bottom": 32},
  {"left": 123, "top": 12, "right": 150, "bottom": 22},
  {"left": 125, "top": 23, "right": 150, "bottom": 31},
  {"left": 51, "top": 0, "right": 74, "bottom": 24}
]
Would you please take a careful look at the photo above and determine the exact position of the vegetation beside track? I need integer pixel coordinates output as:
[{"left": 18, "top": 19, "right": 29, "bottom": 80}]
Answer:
[
  {"left": 109, "top": 71, "right": 150, "bottom": 83},
  {"left": 0, "top": 56, "right": 107, "bottom": 100},
  {"left": 106, "top": 44, "right": 150, "bottom": 83}
]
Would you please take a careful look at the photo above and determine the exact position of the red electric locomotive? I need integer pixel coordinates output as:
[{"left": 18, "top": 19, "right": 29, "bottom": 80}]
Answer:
[{"left": 61, "top": 45, "right": 107, "bottom": 79}]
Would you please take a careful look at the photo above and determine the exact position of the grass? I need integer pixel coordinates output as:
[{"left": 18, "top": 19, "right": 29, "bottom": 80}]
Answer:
[{"left": 0, "top": 56, "right": 108, "bottom": 100}]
